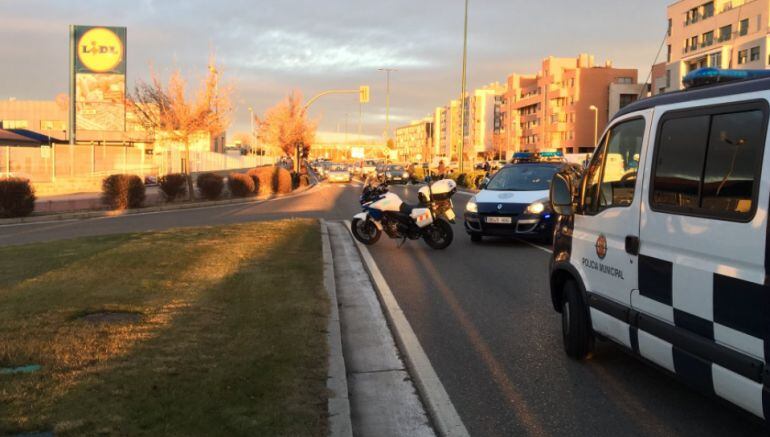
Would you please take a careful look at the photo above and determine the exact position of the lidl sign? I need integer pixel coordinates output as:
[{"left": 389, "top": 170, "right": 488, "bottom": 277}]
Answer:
[{"left": 73, "top": 25, "right": 126, "bottom": 74}]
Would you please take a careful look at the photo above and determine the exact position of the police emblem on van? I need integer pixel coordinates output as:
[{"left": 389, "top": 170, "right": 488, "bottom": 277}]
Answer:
[{"left": 595, "top": 234, "right": 607, "bottom": 259}]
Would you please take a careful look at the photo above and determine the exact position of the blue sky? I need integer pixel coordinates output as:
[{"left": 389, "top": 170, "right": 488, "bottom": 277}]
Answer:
[{"left": 0, "top": 0, "right": 672, "bottom": 136}]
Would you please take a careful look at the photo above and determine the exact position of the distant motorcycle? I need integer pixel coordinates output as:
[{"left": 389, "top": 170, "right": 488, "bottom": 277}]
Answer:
[{"left": 351, "top": 177, "right": 458, "bottom": 250}]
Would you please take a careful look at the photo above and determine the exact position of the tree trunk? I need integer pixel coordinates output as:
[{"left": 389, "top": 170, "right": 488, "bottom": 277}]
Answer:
[{"left": 185, "top": 139, "right": 194, "bottom": 200}]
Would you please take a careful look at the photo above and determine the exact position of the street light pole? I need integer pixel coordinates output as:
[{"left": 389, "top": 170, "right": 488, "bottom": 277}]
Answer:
[
  {"left": 378, "top": 68, "right": 397, "bottom": 141},
  {"left": 459, "top": 0, "right": 469, "bottom": 173},
  {"left": 589, "top": 105, "right": 599, "bottom": 146}
]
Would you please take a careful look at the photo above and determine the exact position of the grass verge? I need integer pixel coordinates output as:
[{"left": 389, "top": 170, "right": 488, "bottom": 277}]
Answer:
[{"left": 0, "top": 219, "right": 328, "bottom": 436}]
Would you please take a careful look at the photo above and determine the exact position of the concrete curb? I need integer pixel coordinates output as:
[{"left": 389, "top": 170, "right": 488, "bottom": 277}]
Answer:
[
  {"left": 320, "top": 220, "right": 354, "bottom": 437},
  {"left": 343, "top": 220, "right": 470, "bottom": 437},
  {"left": 0, "top": 182, "right": 320, "bottom": 226}
]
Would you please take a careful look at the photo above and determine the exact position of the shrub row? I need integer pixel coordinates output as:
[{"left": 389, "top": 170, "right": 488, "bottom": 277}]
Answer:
[
  {"left": 102, "top": 174, "right": 146, "bottom": 210},
  {"left": 449, "top": 170, "right": 488, "bottom": 189},
  {"left": 247, "top": 166, "right": 293, "bottom": 196},
  {"left": 0, "top": 178, "right": 36, "bottom": 218},
  {"left": 159, "top": 173, "right": 188, "bottom": 201}
]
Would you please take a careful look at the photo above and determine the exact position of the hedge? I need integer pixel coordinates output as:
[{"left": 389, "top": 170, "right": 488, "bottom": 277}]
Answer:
[
  {"left": 0, "top": 178, "right": 36, "bottom": 218},
  {"left": 196, "top": 173, "right": 225, "bottom": 200},
  {"left": 247, "top": 166, "right": 293, "bottom": 196},
  {"left": 102, "top": 174, "right": 145, "bottom": 210},
  {"left": 158, "top": 173, "right": 188, "bottom": 201},
  {"left": 228, "top": 172, "right": 256, "bottom": 197}
]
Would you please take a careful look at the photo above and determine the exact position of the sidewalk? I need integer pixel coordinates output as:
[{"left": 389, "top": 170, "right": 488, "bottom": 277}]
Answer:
[
  {"left": 34, "top": 187, "right": 163, "bottom": 213},
  {"left": 325, "top": 221, "right": 436, "bottom": 437}
]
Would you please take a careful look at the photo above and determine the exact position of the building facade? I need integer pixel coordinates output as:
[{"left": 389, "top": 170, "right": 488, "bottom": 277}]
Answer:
[
  {"left": 655, "top": 0, "right": 770, "bottom": 94},
  {"left": 394, "top": 119, "right": 434, "bottom": 162},
  {"left": 500, "top": 54, "right": 638, "bottom": 155}
]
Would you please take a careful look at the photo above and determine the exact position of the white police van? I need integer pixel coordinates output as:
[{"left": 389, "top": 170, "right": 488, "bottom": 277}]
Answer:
[{"left": 549, "top": 68, "right": 770, "bottom": 421}]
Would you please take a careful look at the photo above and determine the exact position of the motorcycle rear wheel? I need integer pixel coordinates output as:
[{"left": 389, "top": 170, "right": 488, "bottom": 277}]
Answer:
[
  {"left": 351, "top": 218, "right": 381, "bottom": 245},
  {"left": 423, "top": 219, "right": 453, "bottom": 250}
]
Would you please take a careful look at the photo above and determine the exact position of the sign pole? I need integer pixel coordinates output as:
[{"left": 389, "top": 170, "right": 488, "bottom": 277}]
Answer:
[{"left": 68, "top": 25, "right": 76, "bottom": 146}]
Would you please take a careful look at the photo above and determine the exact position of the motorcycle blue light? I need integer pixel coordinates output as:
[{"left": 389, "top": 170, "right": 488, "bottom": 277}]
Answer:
[{"left": 683, "top": 68, "right": 770, "bottom": 89}]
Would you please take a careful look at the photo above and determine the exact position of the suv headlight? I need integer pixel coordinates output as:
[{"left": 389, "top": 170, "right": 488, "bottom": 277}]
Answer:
[
  {"left": 466, "top": 197, "right": 478, "bottom": 213},
  {"left": 402, "top": 172, "right": 409, "bottom": 178},
  {"left": 526, "top": 201, "right": 545, "bottom": 215},
  {"left": 386, "top": 172, "right": 391, "bottom": 177}
]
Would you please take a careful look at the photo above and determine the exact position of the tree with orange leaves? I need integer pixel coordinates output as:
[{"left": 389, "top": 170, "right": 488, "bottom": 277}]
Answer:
[
  {"left": 255, "top": 91, "right": 316, "bottom": 168},
  {"left": 129, "top": 61, "right": 232, "bottom": 198}
]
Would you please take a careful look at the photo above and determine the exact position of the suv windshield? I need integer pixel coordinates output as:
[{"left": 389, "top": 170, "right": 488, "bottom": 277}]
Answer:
[
  {"left": 388, "top": 165, "right": 404, "bottom": 171},
  {"left": 486, "top": 164, "right": 559, "bottom": 191},
  {"left": 330, "top": 165, "right": 347, "bottom": 171}
]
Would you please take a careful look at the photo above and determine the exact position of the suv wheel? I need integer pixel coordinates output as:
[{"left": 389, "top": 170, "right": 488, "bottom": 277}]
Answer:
[{"left": 562, "top": 280, "right": 594, "bottom": 360}]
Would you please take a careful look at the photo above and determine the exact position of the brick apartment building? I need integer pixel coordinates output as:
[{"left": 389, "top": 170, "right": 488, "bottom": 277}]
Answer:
[{"left": 653, "top": 0, "right": 770, "bottom": 94}]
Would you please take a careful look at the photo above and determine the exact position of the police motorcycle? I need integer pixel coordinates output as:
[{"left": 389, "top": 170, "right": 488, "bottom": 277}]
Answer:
[{"left": 351, "top": 175, "right": 458, "bottom": 250}]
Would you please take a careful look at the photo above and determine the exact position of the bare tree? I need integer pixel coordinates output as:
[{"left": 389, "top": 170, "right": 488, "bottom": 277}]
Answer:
[
  {"left": 128, "top": 60, "right": 232, "bottom": 198},
  {"left": 255, "top": 91, "right": 316, "bottom": 170}
]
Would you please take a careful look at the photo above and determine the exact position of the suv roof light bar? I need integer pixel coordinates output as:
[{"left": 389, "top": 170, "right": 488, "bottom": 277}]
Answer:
[{"left": 683, "top": 68, "right": 770, "bottom": 89}]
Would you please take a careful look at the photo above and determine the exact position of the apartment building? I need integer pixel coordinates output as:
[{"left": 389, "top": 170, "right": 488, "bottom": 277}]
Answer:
[
  {"left": 394, "top": 118, "right": 433, "bottom": 162},
  {"left": 501, "top": 54, "right": 638, "bottom": 154},
  {"left": 654, "top": 0, "right": 770, "bottom": 94}
]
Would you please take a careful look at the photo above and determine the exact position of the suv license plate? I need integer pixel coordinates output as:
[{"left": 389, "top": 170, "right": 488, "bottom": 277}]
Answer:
[{"left": 486, "top": 216, "right": 512, "bottom": 224}]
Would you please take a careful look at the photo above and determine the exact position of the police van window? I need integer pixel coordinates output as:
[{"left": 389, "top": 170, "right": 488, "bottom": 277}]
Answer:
[
  {"left": 652, "top": 105, "right": 766, "bottom": 221},
  {"left": 701, "top": 110, "right": 764, "bottom": 217},
  {"left": 652, "top": 116, "right": 710, "bottom": 209},
  {"left": 581, "top": 134, "right": 607, "bottom": 213},
  {"left": 582, "top": 118, "right": 645, "bottom": 214}
]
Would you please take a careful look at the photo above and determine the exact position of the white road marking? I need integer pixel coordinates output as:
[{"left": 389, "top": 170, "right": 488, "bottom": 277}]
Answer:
[
  {"left": 343, "top": 220, "right": 470, "bottom": 437},
  {"left": 517, "top": 239, "right": 553, "bottom": 254}
]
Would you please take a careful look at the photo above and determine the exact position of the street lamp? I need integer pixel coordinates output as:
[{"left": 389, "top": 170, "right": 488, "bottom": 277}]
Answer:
[
  {"left": 589, "top": 105, "right": 599, "bottom": 146},
  {"left": 378, "top": 68, "right": 397, "bottom": 140},
  {"left": 458, "top": 0, "right": 470, "bottom": 173}
]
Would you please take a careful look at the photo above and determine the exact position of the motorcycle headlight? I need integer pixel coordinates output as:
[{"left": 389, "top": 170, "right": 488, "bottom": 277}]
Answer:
[
  {"left": 526, "top": 201, "right": 545, "bottom": 215},
  {"left": 402, "top": 172, "right": 409, "bottom": 178},
  {"left": 466, "top": 198, "right": 478, "bottom": 213}
]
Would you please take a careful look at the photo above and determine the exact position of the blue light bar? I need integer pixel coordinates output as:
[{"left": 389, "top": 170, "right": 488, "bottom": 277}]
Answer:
[
  {"left": 539, "top": 151, "right": 563, "bottom": 158},
  {"left": 683, "top": 68, "right": 770, "bottom": 89},
  {"left": 514, "top": 152, "right": 533, "bottom": 158}
]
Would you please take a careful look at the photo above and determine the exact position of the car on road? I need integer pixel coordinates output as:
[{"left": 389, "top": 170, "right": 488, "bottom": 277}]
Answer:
[
  {"left": 549, "top": 68, "right": 770, "bottom": 424},
  {"left": 358, "top": 159, "right": 379, "bottom": 177},
  {"left": 383, "top": 164, "right": 409, "bottom": 184},
  {"left": 464, "top": 159, "right": 578, "bottom": 243},
  {"left": 326, "top": 163, "right": 351, "bottom": 183}
]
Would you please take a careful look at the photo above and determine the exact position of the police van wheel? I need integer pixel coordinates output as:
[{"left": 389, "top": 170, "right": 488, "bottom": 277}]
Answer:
[{"left": 562, "top": 280, "right": 594, "bottom": 360}]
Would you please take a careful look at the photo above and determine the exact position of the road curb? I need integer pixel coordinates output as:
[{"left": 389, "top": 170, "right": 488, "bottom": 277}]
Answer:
[
  {"left": 320, "top": 220, "right": 354, "bottom": 437},
  {"left": 343, "top": 220, "right": 470, "bottom": 437},
  {"left": 0, "top": 183, "right": 320, "bottom": 226}
]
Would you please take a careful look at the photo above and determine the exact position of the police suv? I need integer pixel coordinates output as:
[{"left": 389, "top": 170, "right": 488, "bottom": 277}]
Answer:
[{"left": 549, "top": 68, "right": 770, "bottom": 421}]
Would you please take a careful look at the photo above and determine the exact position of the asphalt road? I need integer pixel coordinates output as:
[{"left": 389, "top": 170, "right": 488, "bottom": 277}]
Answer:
[{"left": 1, "top": 181, "right": 766, "bottom": 436}]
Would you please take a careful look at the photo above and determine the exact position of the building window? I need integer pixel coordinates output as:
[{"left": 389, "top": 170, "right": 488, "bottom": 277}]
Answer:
[
  {"left": 709, "top": 52, "right": 722, "bottom": 67},
  {"left": 40, "top": 120, "right": 66, "bottom": 131},
  {"left": 751, "top": 46, "right": 760, "bottom": 62},
  {"left": 668, "top": 18, "right": 672, "bottom": 36},
  {"left": 689, "top": 36, "right": 699, "bottom": 51},
  {"left": 702, "top": 1, "right": 714, "bottom": 19},
  {"left": 738, "top": 49, "right": 748, "bottom": 64},
  {"left": 1, "top": 120, "right": 28, "bottom": 129},
  {"left": 702, "top": 31, "right": 714, "bottom": 47},
  {"left": 619, "top": 94, "right": 637, "bottom": 109},
  {"left": 739, "top": 18, "right": 749, "bottom": 36},
  {"left": 652, "top": 106, "right": 766, "bottom": 221},
  {"left": 616, "top": 77, "right": 633, "bottom": 84},
  {"left": 667, "top": 44, "right": 672, "bottom": 62},
  {"left": 719, "top": 24, "right": 732, "bottom": 42},
  {"left": 666, "top": 69, "right": 671, "bottom": 88}
]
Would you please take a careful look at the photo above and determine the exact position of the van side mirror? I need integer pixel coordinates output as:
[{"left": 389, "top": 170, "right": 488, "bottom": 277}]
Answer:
[{"left": 550, "top": 173, "right": 575, "bottom": 216}]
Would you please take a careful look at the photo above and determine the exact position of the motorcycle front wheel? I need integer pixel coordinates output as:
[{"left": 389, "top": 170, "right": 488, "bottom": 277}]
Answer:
[
  {"left": 351, "top": 218, "right": 382, "bottom": 245},
  {"left": 423, "top": 219, "right": 453, "bottom": 250}
]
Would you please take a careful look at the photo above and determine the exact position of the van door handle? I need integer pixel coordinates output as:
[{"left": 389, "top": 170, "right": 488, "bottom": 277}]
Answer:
[{"left": 625, "top": 236, "right": 640, "bottom": 256}]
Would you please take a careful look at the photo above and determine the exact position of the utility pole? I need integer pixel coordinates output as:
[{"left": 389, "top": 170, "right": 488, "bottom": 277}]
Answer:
[
  {"left": 378, "top": 68, "right": 397, "bottom": 141},
  {"left": 459, "top": 0, "right": 469, "bottom": 173}
]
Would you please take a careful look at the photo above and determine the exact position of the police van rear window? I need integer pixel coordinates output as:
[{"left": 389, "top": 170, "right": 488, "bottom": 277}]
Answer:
[{"left": 651, "top": 101, "right": 768, "bottom": 221}]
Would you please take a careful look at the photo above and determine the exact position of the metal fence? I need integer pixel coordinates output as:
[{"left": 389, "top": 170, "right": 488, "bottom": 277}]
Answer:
[{"left": 0, "top": 144, "right": 276, "bottom": 182}]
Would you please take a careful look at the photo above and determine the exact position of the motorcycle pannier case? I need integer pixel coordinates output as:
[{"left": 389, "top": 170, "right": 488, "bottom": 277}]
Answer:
[{"left": 410, "top": 208, "right": 434, "bottom": 228}]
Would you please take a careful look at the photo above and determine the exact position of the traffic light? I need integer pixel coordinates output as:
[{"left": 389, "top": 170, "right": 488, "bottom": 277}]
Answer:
[{"left": 359, "top": 85, "right": 370, "bottom": 103}]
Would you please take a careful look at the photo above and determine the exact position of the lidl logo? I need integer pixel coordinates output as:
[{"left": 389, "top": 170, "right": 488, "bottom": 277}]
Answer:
[{"left": 77, "top": 27, "right": 123, "bottom": 73}]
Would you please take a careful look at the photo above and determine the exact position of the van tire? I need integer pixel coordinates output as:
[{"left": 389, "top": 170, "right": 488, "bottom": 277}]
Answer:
[{"left": 562, "top": 280, "right": 594, "bottom": 360}]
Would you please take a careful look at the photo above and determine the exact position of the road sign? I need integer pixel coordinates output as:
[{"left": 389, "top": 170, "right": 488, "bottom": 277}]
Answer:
[{"left": 359, "top": 85, "right": 370, "bottom": 103}]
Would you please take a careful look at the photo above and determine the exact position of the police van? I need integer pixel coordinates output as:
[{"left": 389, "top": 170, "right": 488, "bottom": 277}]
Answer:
[{"left": 549, "top": 68, "right": 770, "bottom": 421}]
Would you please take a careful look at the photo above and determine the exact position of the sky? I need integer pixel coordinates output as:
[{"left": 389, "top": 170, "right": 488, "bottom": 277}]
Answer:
[{"left": 0, "top": 0, "right": 672, "bottom": 138}]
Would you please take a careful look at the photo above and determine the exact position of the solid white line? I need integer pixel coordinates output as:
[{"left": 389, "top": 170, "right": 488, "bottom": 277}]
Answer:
[
  {"left": 518, "top": 239, "right": 553, "bottom": 254},
  {"left": 343, "top": 220, "right": 470, "bottom": 437}
]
